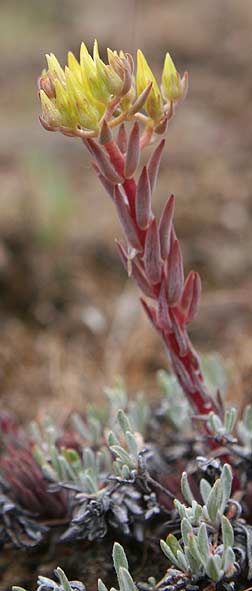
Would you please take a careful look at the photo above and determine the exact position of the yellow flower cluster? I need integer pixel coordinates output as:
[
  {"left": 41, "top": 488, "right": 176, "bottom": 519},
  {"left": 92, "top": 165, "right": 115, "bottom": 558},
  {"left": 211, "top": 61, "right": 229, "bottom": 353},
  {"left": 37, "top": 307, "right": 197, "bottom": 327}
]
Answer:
[{"left": 38, "top": 41, "right": 187, "bottom": 138}]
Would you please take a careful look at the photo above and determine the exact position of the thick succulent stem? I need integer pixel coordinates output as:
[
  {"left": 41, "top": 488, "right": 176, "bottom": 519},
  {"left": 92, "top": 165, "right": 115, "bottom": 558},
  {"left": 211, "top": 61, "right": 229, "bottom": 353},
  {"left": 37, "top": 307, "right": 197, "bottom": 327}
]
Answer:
[{"left": 88, "top": 127, "right": 220, "bottom": 421}]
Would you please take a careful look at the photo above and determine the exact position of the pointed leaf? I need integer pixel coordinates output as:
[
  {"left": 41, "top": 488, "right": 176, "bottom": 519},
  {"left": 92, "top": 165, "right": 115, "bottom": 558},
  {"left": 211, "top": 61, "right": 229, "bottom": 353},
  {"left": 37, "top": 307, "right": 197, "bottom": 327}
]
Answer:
[
  {"left": 143, "top": 218, "right": 162, "bottom": 284},
  {"left": 113, "top": 542, "right": 128, "bottom": 579},
  {"left": 124, "top": 122, "right": 140, "bottom": 178},
  {"left": 114, "top": 185, "right": 142, "bottom": 250},
  {"left": 159, "top": 194, "right": 174, "bottom": 259},
  {"left": 147, "top": 139, "right": 165, "bottom": 193},
  {"left": 118, "top": 567, "right": 136, "bottom": 591},
  {"left": 181, "top": 472, "right": 195, "bottom": 505},
  {"left": 136, "top": 166, "right": 152, "bottom": 230},
  {"left": 167, "top": 238, "right": 184, "bottom": 304}
]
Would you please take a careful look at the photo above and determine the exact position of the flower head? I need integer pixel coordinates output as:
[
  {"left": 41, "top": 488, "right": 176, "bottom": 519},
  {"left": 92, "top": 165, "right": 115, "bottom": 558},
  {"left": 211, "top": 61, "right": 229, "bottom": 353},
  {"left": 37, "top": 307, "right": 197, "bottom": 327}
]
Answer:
[{"left": 38, "top": 42, "right": 187, "bottom": 138}]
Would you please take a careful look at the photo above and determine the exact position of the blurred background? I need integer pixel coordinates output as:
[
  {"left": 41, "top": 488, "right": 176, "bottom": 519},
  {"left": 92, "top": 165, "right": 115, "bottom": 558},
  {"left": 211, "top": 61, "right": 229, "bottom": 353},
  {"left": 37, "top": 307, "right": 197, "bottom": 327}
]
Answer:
[{"left": 0, "top": 0, "right": 252, "bottom": 421}]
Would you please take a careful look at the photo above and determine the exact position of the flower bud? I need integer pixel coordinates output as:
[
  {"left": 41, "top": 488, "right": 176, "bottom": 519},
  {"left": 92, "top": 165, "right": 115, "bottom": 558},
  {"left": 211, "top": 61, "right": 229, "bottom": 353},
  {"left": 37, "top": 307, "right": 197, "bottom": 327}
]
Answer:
[
  {"left": 136, "top": 50, "right": 163, "bottom": 123},
  {"left": 162, "top": 53, "right": 184, "bottom": 102}
]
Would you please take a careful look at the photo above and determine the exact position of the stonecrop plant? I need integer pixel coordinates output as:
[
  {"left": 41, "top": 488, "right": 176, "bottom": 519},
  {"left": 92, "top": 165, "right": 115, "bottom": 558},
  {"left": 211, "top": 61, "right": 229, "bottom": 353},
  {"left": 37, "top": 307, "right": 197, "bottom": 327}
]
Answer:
[{"left": 0, "top": 41, "right": 251, "bottom": 591}]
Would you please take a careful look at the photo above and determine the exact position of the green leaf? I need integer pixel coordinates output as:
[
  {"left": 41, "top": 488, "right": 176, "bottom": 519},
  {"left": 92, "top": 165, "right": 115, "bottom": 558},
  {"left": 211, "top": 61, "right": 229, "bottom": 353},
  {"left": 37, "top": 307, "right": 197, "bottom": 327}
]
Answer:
[
  {"left": 192, "top": 500, "right": 203, "bottom": 523},
  {"left": 219, "top": 464, "right": 232, "bottom": 516},
  {"left": 83, "top": 447, "right": 96, "bottom": 470},
  {"left": 160, "top": 540, "right": 180, "bottom": 569},
  {"left": 200, "top": 478, "right": 211, "bottom": 504},
  {"left": 166, "top": 533, "right": 183, "bottom": 557},
  {"left": 224, "top": 407, "right": 237, "bottom": 434},
  {"left": 108, "top": 431, "right": 120, "bottom": 446},
  {"left": 113, "top": 542, "right": 129, "bottom": 579},
  {"left": 187, "top": 533, "right": 203, "bottom": 567},
  {"left": 206, "top": 556, "right": 223, "bottom": 582},
  {"left": 222, "top": 547, "right": 235, "bottom": 574},
  {"left": 98, "top": 579, "right": 109, "bottom": 591},
  {"left": 176, "top": 550, "right": 189, "bottom": 573},
  {"left": 121, "top": 464, "right": 131, "bottom": 479},
  {"left": 56, "top": 567, "right": 72, "bottom": 591},
  {"left": 118, "top": 567, "right": 136, "bottom": 591},
  {"left": 206, "top": 479, "right": 223, "bottom": 525},
  {"left": 110, "top": 445, "right": 133, "bottom": 467},
  {"left": 181, "top": 472, "right": 195, "bottom": 505},
  {"left": 174, "top": 498, "right": 186, "bottom": 520},
  {"left": 118, "top": 409, "right": 132, "bottom": 434},
  {"left": 243, "top": 404, "right": 252, "bottom": 430},
  {"left": 181, "top": 518, "right": 193, "bottom": 546},
  {"left": 221, "top": 516, "right": 234, "bottom": 551},
  {"left": 125, "top": 431, "right": 138, "bottom": 459},
  {"left": 197, "top": 523, "right": 210, "bottom": 564}
]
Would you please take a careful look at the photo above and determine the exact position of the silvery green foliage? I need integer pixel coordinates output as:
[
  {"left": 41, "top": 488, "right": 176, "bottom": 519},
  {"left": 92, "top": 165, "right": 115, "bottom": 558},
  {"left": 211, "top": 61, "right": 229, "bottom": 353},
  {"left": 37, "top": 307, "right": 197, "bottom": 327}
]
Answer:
[
  {"left": 12, "top": 566, "right": 85, "bottom": 591},
  {"left": 201, "top": 352, "right": 228, "bottom": 396},
  {"left": 31, "top": 416, "right": 111, "bottom": 493},
  {"left": 176, "top": 463, "right": 232, "bottom": 528},
  {"left": 108, "top": 409, "right": 144, "bottom": 480},
  {"left": 104, "top": 379, "right": 151, "bottom": 436},
  {"left": 157, "top": 370, "right": 191, "bottom": 431},
  {"left": 161, "top": 465, "right": 236, "bottom": 583},
  {"left": 207, "top": 403, "right": 252, "bottom": 453},
  {"left": 207, "top": 408, "right": 237, "bottom": 442},
  {"left": 13, "top": 543, "right": 136, "bottom": 591},
  {"left": 156, "top": 353, "right": 227, "bottom": 433},
  {"left": 98, "top": 542, "right": 137, "bottom": 591},
  {"left": 161, "top": 515, "right": 235, "bottom": 583},
  {"left": 72, "top": 410, "right": 104, "bottom": 447},
  {"left": 237, "top": 404, "right": 252, "bottom": 453}
]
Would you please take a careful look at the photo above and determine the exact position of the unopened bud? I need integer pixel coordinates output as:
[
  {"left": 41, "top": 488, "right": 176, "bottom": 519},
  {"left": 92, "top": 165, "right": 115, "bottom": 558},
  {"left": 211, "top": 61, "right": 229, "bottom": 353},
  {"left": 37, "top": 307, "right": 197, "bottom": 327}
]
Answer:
[
  {"left": 162, "top": 53, "right": 184, "bottom": 102},
  {"left": 38, "top": 73, "right": 56, "bottom": 99}
]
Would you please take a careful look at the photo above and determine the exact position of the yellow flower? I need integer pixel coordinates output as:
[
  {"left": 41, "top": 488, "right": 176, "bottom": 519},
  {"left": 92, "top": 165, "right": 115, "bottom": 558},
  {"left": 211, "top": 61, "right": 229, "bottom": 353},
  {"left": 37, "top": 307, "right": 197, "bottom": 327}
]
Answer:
[{"left": 38, "top": 42, "right": 187, "bottom": 137}]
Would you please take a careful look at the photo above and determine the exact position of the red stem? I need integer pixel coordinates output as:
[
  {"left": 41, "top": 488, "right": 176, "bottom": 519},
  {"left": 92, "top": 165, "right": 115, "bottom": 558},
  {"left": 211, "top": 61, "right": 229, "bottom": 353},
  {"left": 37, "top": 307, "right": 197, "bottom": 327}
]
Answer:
[
  {"left": 105, "top": 140, "right": 137, "bottom": 220},
  {"left": 102, "top": 138, "right": 220, "bottom": 423}
]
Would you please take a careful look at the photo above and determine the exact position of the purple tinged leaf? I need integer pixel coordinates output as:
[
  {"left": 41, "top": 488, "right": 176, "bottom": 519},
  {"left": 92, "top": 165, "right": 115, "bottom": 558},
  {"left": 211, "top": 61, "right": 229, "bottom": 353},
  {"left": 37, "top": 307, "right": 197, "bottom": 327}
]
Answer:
[
  {"left": 87, "top": 138, "right": 123, "bottom": 184},
  {"left": 121, "top": 66, "right": 132, "bottom": 96},
  {"left": 140, "top": 298, "right": 158, "bottom": 329},
  {"left": 169, "top": 308, "right": 188, "bottom": 356},
  {"left": 124, "top": 122, "right": 140, "bottom": 179},
  {"left": 129, "top": 82, "right": 152, "bottom": 116},
  {"left": 143, "top": 218, "right": 162, "bottom": 285},
  {"left": 167, "top": 238, "right": 184, "bottom": 304},
  {"left": 114, "top": 185, "right": 142, "bottom": 250},
  {"left": 157, "top": 278, "right": 172, "bottom": 331},
  {"left": 155, "top": 115, "right": 168, "bottom": 135},
  {"left": 131, "top": 259, "right": 156, "bottom": 297},
  {"left": 170, "top": 351, "right": 195, "bottom": 394},
  {"left": 116, "top": 241, "right": 155, "bottom": 297},
  {"left": 96, "top": 169, "right": 114, "bottom": 200},
  {"left": 117, "top": 124, "right": 127, "bottom": 154},
  {"left": 180, "top": 271, "right": 201, "bottom": 323},
  {"left": 125, "top": 52, "right": 134, "bottom": 74},
  {"left": 136, "top": 166, "right": 152, "bottom": 230},
  {"left": 147, "top": 139, "right": 165, "bottom": 193},
  {"left": 99, "top": 119, "right": 112, "bottom": 145},
  {"left": 159, "top": 194, "right": 175, "bottom": 259},
  {"left": 187, "top": 272, "right": 201, "bottom": 322},
  {"left": 115, "top": 239, "right": 128, "bottom": 270}
]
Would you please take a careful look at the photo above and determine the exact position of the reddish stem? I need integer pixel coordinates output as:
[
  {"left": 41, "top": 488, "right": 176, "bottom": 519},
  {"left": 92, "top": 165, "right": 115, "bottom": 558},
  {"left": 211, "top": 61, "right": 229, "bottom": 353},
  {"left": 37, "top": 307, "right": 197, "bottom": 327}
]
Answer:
[
  {"left": 101, "top": 138, "right": 220, "bottom": 424},
  {"left": 105, "top": 140, "right": 137, "bottom": 220}
]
